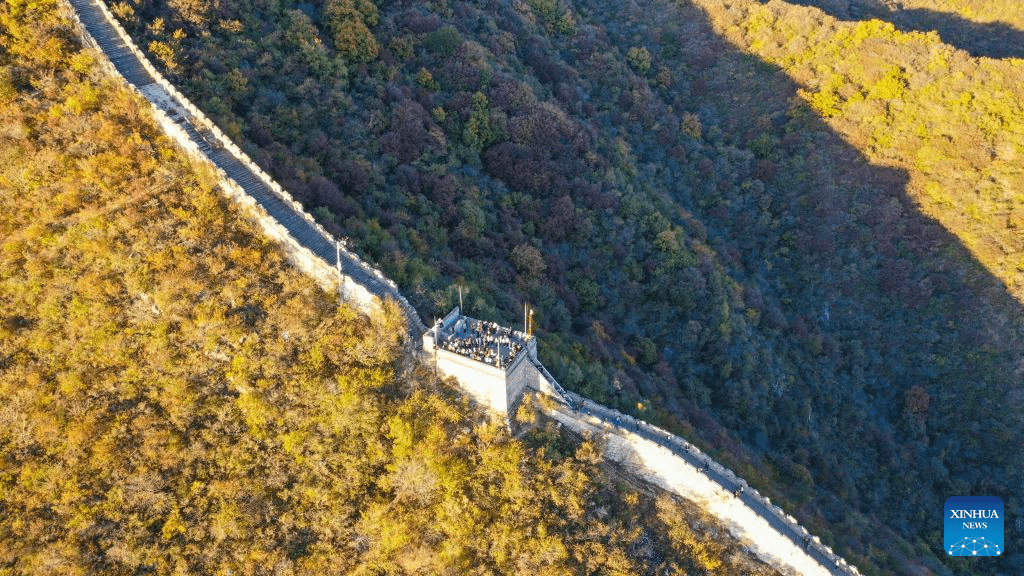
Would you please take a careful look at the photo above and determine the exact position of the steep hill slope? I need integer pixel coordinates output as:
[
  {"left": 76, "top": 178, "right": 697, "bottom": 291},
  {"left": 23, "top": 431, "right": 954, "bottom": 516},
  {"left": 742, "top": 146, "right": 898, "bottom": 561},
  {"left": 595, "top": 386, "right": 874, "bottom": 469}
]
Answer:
[
  {"left": 778, "top": 0, "right": 1024, "bottom": 58},
  {"left": 104, "top": 0, "right": 1024, "bottom": 573},
  {"left": 0, "top": 1, "right": 783, "bottom": 573}
]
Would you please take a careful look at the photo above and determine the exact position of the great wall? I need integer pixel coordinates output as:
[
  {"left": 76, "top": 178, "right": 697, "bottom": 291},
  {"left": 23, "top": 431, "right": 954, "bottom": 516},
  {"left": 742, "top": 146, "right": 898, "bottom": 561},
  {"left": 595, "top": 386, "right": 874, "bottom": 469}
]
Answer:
[{"left": 63, "top": 1, "right": 862, "bottom": 573}]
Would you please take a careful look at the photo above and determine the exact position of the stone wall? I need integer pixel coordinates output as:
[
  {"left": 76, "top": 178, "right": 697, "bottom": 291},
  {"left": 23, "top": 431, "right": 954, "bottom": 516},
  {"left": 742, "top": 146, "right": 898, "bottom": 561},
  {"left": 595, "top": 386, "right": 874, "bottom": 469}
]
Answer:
[
  {"left": 532, "top": 371, "right": 862, "bottom": 576},
  {"left": 65, "top": 1, "right": 860, "bottom": 574},
  {"left": 503, "top": 352, "right": 536, "bottom": 414},
  {"left": 144, "top": 93, "right": 366, "bottom": 304},
  {"left": 64, "top": 0, "right": 425, "bottom": 334},
  {"left": 431, "top": 348, "right": 513, "bottom": 413}
]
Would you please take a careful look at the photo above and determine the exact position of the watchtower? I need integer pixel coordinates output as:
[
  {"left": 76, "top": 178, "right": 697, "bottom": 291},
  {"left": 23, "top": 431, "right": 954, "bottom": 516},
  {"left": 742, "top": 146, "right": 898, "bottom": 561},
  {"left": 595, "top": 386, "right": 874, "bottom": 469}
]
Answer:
[{"left": 422, "top": 307, "right": 538, "bottom": 415}]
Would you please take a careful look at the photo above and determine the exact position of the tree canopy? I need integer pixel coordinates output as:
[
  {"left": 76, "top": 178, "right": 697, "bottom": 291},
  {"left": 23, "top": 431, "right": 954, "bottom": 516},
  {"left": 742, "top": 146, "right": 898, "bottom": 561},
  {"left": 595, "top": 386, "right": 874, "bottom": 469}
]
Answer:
[
  {"left": 103, "top": 0, "right": 1024, "bottom": 572},
  {"left": 0, "top": 1, "right": 781, "bottom": 573}
]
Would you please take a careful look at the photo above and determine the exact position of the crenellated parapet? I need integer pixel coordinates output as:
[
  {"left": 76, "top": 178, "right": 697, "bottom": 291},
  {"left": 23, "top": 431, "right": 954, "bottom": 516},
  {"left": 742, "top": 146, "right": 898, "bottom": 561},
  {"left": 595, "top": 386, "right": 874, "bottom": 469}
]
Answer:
[
  {"left": 63, "top": 0, "right": 426, "bottom": 338},
  {"left": 63, "top": 1, "right": 860, "bottom": 573},
  {"left": 422, "top": 307, "right": 539, "bottom": 415}
]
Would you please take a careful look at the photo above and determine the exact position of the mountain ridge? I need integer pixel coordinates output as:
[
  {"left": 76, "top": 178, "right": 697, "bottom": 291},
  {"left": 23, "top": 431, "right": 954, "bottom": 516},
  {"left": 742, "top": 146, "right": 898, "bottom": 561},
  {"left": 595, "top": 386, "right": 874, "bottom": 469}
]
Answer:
[
  {"left": 40, "top": 0, "right": 1024, "bottom": 572},
  {"left": 63, "top": 1, "right": 855, "bottom": 571}
]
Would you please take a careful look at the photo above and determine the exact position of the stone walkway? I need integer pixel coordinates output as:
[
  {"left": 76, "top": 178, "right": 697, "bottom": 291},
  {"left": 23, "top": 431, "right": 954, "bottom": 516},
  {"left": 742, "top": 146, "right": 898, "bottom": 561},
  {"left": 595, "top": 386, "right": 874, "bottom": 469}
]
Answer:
[
  {"left": 66, "top": 0, "right": 860, "bottom": 573},
  {"left": 540, "top": 389, "right": 858, "bottom": 575},
  {"left": 68, "top": 0, "right": 425, "bottom": 338}
]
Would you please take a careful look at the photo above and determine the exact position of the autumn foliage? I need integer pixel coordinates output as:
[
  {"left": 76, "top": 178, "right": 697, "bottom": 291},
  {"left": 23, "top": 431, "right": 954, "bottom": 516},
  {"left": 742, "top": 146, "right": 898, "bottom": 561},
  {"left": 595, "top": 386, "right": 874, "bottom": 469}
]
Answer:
[
  {"left": 0, "top": 1, "right": 782, "bottom": 574},
  {"left": 98, "top": 0, "right": 1024, "bottom": 572}
]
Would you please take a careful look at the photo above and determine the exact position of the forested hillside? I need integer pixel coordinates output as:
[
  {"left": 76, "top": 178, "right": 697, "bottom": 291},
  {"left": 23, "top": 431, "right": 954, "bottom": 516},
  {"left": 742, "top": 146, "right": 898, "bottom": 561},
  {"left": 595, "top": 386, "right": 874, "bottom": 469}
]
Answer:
[
  {"left": 0, "top": 1, "right": 783, "bottom": 573},
  {"left": 99, "top": 0, "right": 1024, "bottom": 573},
  {"left": 702, "top": 0, "right": 1024, "bottom": 301},
  {"left": 778, "top": 0, "right": 1024, "bottom": 58}
]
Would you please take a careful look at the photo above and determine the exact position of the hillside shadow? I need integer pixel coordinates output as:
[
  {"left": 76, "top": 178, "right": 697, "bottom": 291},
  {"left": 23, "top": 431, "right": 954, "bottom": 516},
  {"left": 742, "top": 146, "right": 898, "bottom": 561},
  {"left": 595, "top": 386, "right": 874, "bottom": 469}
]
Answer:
[
  {"left": 564, "top": 0, "right": 1024, "bottom": 572},
  {"left": 777, "top": 0, "right": 1024, "bottom": 58}
]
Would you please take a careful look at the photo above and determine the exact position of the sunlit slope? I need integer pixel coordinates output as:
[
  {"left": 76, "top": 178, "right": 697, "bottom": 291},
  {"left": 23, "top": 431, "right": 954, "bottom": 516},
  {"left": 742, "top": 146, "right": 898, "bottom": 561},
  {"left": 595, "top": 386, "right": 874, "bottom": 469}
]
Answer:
[
  {"left": 697, "top": 0, "right": 1024, "bottom": 300},
  {"left": 851, "top": 0, "right": 1024, "bottom": 28}
]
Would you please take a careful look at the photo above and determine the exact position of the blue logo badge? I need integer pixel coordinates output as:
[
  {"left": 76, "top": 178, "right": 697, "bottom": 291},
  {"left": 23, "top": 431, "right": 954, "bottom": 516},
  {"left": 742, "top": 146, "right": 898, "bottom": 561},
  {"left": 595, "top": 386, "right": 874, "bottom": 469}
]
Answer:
[{"left": 945, "top": 496, "right": 1004, "bottom": 557}]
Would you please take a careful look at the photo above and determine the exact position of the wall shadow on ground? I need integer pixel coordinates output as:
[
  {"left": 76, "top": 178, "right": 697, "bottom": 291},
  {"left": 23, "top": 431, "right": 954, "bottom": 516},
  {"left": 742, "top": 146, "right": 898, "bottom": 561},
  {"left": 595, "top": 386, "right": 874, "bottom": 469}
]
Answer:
[{"left": 777, "top": 0, "right": 1024, "bottom": 58}]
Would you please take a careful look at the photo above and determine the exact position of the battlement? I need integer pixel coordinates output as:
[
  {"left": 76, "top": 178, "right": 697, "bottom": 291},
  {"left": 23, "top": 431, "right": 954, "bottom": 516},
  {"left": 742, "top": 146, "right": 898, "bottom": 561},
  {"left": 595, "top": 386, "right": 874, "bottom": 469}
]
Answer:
[{"left": 423, "top": 307, "right": 538, "bottom": 415}]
